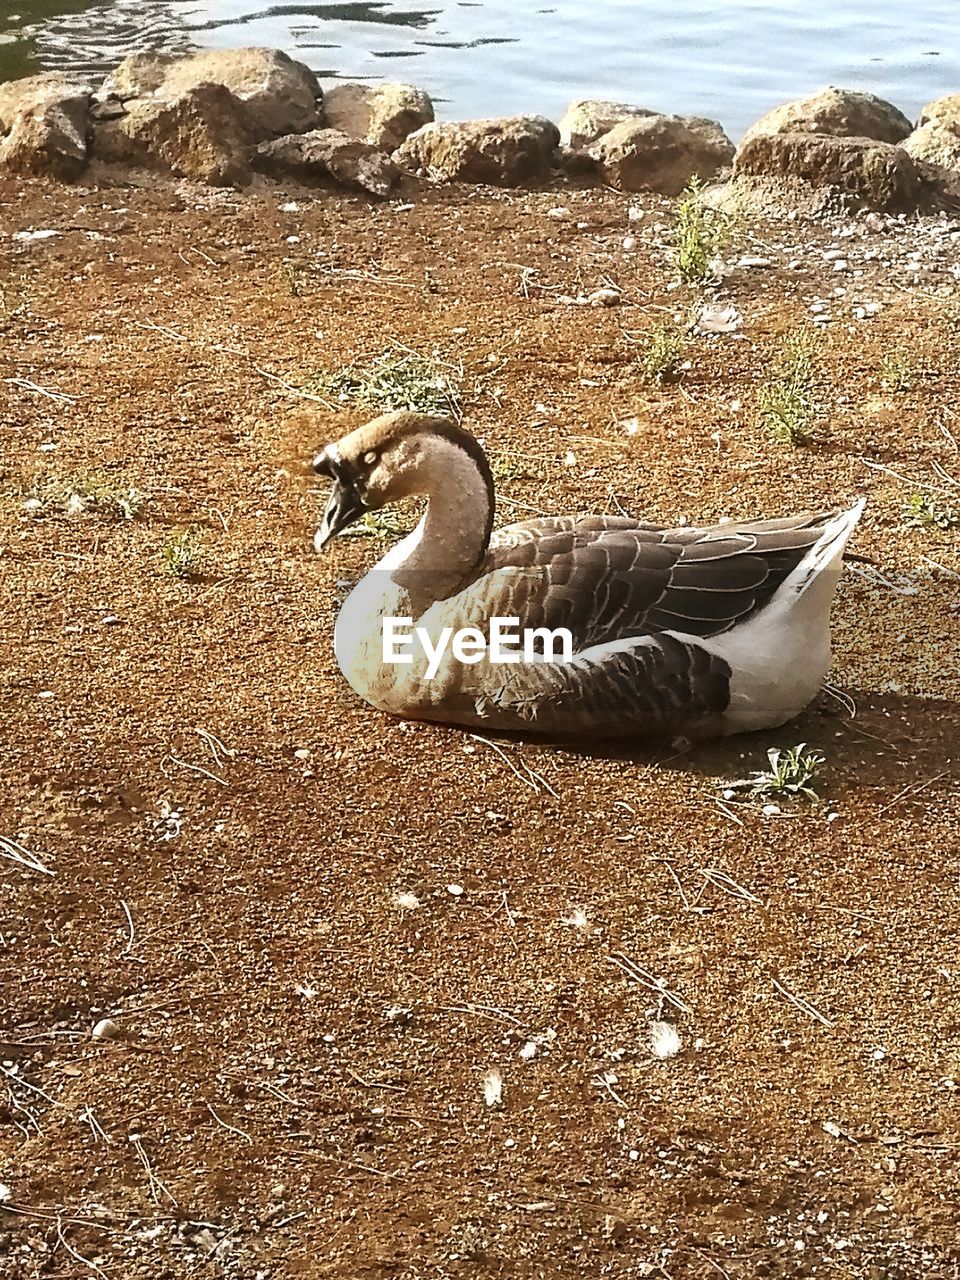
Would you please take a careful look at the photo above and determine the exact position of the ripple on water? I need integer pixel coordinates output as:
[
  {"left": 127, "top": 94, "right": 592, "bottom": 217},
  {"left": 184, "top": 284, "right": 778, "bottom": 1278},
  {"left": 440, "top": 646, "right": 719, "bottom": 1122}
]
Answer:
[{"left": 4, "top": 0, "right": 959, "bottom": 138}]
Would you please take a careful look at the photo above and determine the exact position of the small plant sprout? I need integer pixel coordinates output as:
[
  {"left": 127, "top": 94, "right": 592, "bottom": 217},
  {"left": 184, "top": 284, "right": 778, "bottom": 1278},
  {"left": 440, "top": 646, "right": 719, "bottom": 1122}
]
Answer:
[
  {"left": 161, "top": 528, "right": 204, "bottom": 579},
  {"left": 643, "top": 321, "right": 688, "bottom": 384},
  {"left": 902, "top": 492, "right": 959, "bottom": 531},
  {"left": 747, "top": 743, "right": 826, "bottom": 802},
  {"left": 756, "top": 327, "right": 819, "bottom": 446},
  {"left": 879, "top": 353, "right": 913, "bottom": 392},
  {"left": 340, "top": 507, "right": 411, "bottom": 541},
  {"left": 27, "top": 473, "right": 145, "bottom": 520},
  {"left": 319, "top": 345, "right": 463, "bottom": 420},
  {"left": 674, "top": 176, "right": 734, "bottom": 284}
]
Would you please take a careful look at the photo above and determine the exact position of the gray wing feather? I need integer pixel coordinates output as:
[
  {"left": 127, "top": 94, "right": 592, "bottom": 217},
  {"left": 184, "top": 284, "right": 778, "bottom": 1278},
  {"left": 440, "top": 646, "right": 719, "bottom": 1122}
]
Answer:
[{"left": 474, "top": 510, "right": 837, "bottom": 645}]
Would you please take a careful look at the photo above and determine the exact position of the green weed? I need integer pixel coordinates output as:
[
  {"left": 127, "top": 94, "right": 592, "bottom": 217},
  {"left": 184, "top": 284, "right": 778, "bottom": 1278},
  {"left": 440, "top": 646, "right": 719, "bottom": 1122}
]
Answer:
[
  {"left": 674, "top": 177, "right": 734, "bottom": 284},
  {"left": 879, "top": 354, "right": 913, "bottom": 393},
  {"left": 161, "top": 528, "right": 204, "bottom": 578},
  {"left": 756, "top": 328, "right": 819, "bottom": 446},
  {"left": 643, "top": 322, "right": 687, "bottom": 384},
  {"left": 747, "top": 744, "right": 826, "bottom": 802},
  {"left": 902, "top": 492, "right": 958, "bottom": 531},
  {"left": 317, "top": 345, "right": 463, "bottom": 420}
]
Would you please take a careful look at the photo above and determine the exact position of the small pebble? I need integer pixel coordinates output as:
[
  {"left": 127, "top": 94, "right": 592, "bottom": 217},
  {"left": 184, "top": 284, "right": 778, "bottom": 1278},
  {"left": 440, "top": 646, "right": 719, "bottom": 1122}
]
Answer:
[
  {"left": 91, "top": 1017, "right": 123, "bottom": 1041},
  {"left": 293, "top": 748, "right": 310, "bottom": 760},
  {"left": 447, "top": 883, "right": 464, "bottom": 897}
]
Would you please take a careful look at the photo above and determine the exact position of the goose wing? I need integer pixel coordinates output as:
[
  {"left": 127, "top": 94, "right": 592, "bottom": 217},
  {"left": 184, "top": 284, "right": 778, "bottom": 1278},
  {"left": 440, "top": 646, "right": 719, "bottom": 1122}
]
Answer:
[{"left": 470, "top": 511, "right": 838, "bottom": 647}]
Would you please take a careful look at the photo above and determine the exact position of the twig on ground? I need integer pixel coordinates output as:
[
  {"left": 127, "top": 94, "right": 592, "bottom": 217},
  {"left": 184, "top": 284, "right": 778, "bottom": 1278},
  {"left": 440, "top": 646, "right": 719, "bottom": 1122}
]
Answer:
[
  {"left": 0, "top": 835, "right": 55, "bottom": 876},
  {"left": 56, "top": 1220, "right": 109, "bottom": 1280},
  {"left": 860, "top": 456, "right": 949, "bottom": 494},
  {"left": 129, "top": 1134, "right": 178, "bottom": 1206},
  {"left": 3, "top": 376, "right": 77, "bottom": 404},
  {"left": 162, "top": 755, "right": 227, "bottom": 787},
  {"left": 254, "top": 365, "right": 340, "bottom": 409},
  {"left": 467, "top": 734, "right": 559, "bottom": 798},
  {"left": 772, "top": 978, "right": 834, "bottom": 1028},
  {"left": 877, "top": 769, "right": 949, "bottom": 816},
  {"left": 79, "top": 1106, "right": 110, "bottom": 1143},
  {"left": 438, "top": 1003, "right": 523, "bottom": 1027},
  {"left": 205, "top": 1101, "right": 253, "bottom": 1145},
  {"left": 608, "top": 952, "right": 693, "bottom": 1015},
  {"left": 698, "top": 867, "right": 760, "bottom": 903},
  {"left": 195, "top": 728, "right": 235, "bottom": 768},
  {"left": 822, "top": 682, "right": 857, "bottom": 718},
  {"left": 120, "top": 900, "right": 135, "bottom": 954},
  {"left": 343, "top": 1067, "right": 405, "bottom": 1093}
]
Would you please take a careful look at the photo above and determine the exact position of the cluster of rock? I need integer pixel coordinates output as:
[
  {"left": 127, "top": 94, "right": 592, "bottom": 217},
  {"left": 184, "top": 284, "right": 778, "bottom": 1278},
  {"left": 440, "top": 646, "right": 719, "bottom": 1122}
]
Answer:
[
  {"left": 0, "top": 48, "right": 432, "bottom": 196},
  {"left": 1, "top": 50, "right": 960, "bottom": 214}
]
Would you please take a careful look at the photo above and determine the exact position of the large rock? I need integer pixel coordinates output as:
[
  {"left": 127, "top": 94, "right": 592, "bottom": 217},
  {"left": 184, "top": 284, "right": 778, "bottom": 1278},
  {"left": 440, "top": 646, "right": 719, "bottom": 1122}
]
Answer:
[
  {"left": 903, "top": 96, "right": 960, "bottom": 174},
  {"left": 0, "top": 72, "right": 91, "bottom": 180},
  {"left": 254, "top": 128, "right": 398, "bottom": 197},
  {"left": 322, "top": 82, "right": 433, "bottom": 152},
  {"left": 0, "top": 72, "right": 91, "bottom": 128},
  {"left": 92, "top": 82, "right": 254, "bottom": 187},
  {"left": 0, "top": 104, "right": 88, "bottom": 180},
  {"left": 734, "top": 132, "right": 936, "bottom": 212},
  {"left": 588, "top": 114, "right": 734, "bottom": 195},
  {"left": 98, "top": 47, "right": 321, "bottom": 140},
  {"left": 394, "top": 116, "right": 559, "bottom": 185},
  {"left": 558, "top": 99, "right": 657, "bottom": 149},
  {"left": 741, "top": 87, "right": 912, "bottom": 147}
]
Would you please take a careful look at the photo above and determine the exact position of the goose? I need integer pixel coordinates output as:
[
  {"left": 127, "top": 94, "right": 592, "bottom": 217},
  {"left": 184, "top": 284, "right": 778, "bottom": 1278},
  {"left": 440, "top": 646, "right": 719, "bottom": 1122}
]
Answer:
[{"left": 310, "top": 410, "right": 864, "bottom": 740}]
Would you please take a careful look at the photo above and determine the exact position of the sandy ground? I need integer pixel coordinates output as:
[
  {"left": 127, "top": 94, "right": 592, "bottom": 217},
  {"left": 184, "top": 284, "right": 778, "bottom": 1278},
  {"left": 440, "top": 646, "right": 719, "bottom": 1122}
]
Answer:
[{"left": 1, "top": 172, "right": 960, "bottom": 1279}]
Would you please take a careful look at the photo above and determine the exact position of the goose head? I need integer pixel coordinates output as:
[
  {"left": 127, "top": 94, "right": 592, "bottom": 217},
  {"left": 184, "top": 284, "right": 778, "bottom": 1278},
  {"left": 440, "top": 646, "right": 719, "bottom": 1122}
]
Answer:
[{"left": 311, "top": 410, "right": 494, "bottom": 552}]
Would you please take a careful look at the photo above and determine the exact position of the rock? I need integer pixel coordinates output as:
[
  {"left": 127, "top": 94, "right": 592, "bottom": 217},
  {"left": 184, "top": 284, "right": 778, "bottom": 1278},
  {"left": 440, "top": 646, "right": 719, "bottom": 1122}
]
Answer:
[
  {"left": 99, "top": 47, "right": 321, "bottom": 140},
  {"left": 395, "top": 116, "right": 560, "bottom": 185},
  {"left": 0, "top": 71, "right": 91, "bottom": 129},
  {"left": 734, "top": 132, "right": 935, "bottom": 212},
  {"left": 903, "top": 97, "right": 960, "bottom": 174},
  {"left": 588, "top": 114, "right": 734, "bottom": 195},
  {"left": 254, "top": 128, "right": 398, "bottom": 197},
  {"left": 322, "top": 82, "right": 433, "bottom": 152},
  {"left": 0, "top": 103, "right": 88, "bottom": 181},
  {"left": 741, "top": 87, "right": 912, "bottom": 147},
  {"left": 92, "top": 82, "right": 254, "bottom": 187},
  {"left": 903, "top": 121, "right": 960, "bottom": 174},
  {"left": 0, "top": 73, "right": 91, "bottom": 180},
  {"left": 91, "top": 1017, "right": 124, "bottom": 1041},
  {"left": 917, "top": 93, "right": 960, "bottom": 128},
  {"left": 558, "top": 98, "right": 657, "bottom": 149}
]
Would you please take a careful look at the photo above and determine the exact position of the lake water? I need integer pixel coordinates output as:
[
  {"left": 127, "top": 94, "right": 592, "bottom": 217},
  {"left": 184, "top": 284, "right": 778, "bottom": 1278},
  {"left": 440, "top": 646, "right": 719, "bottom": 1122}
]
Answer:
[{"left": 1, "top": 1, "right": 958, "bottom": 141}]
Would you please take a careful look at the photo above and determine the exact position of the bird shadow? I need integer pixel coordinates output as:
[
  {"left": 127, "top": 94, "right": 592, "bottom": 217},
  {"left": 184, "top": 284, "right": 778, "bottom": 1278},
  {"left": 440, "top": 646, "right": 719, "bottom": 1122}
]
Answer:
[{"left": 517, "top": 687, "right": 960, "bottom": 804}]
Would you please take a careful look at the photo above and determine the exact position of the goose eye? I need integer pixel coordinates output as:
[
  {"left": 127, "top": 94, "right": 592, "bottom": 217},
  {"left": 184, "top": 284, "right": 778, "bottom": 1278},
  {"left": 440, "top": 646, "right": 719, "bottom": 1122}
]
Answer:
[{"left": 363, "top": 451, "right": 378, "bottom": 466}]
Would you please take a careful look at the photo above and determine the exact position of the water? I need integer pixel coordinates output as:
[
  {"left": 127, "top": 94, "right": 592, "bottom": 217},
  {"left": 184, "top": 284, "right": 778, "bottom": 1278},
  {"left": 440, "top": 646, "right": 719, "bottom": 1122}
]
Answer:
[{"left": 1, "top": 0, "right": 958, "bottom": 140}]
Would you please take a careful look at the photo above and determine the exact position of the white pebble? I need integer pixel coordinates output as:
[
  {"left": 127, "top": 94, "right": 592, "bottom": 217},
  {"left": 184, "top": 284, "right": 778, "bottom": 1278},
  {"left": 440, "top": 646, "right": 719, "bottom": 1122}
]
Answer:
[
  {"left": 649, "top": 1020, "right": 682, "bottom": 1059},
  {"left": 622, "top": 236, "right": 637, "bottom": 251},
  {"left": 482, "top": 1069, "right": 503, "bottom": 1107},
  {"left": 393, "top": 891, "right": 421, "bottom": 911},
  {"left": 447, "top": 883, "right": 464, "bottom": 897},
  {"left": 0, "top": 1183, "right": 10, "bottom": 1203},
  {"left": 91, "top": 1017, "right": 123, "bottom": 1041}
]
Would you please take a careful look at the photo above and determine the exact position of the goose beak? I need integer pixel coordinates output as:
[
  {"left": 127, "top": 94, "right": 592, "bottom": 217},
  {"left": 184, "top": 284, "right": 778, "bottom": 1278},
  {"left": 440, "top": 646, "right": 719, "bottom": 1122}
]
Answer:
[{"left": 313, "top": 450, "right": 368, "bottom": 550}]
